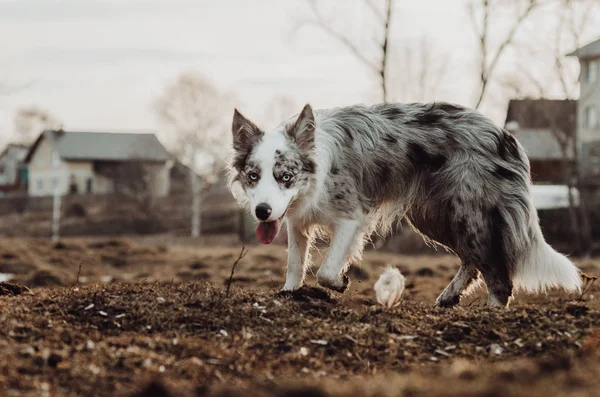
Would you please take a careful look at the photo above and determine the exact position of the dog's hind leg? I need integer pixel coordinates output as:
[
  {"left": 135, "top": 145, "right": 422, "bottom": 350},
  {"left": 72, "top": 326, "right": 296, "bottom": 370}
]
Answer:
[
  {"left": 282, "top": 222, "right": 312, "bottom": 291},
  {"left": 478, "top": 264, "right": 514, "bottom": 307},
  {"left": 316, "top": 219, "right": 364, "bottom": 293},
  {"left": 435, "top": 263, "right": 479, "bottom": 307}
]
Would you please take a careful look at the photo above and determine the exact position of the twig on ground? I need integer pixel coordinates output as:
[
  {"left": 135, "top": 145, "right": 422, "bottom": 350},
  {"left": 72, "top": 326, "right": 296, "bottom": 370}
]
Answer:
[
  {"left": 75, "top": 260, "right": 84, "bottom": 286},
  {"left": 578, "top": 273, "right": 598, "bottom": 302},
  {"left": 225, "top": 246, "right": 248, "bottom": 298}
]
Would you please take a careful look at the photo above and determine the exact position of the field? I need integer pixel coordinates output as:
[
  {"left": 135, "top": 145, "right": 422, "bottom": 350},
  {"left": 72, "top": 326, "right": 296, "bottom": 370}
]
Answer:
[{"left": 1, "top": 235, "right": 600, "bottom": 396}]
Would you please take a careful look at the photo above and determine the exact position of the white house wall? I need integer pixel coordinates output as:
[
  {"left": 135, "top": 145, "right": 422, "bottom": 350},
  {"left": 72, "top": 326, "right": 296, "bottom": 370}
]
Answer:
[
  {"left": 578, "top": 58, "right": 600, "bottom": 143},
  {"left": 28, "top": 138, "right": 69, "bottom": 197}
]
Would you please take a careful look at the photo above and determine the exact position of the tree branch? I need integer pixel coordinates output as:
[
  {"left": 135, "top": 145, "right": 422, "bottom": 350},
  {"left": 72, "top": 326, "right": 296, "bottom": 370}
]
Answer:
[{"left": 302, "top": 8, "right": 380, "bottom": 73}]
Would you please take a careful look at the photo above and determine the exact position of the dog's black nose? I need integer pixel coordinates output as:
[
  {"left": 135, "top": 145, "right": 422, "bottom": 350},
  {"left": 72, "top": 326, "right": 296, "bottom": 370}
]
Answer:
[{"left": 255, "top": 203, "right": 272, "bottom": 221}]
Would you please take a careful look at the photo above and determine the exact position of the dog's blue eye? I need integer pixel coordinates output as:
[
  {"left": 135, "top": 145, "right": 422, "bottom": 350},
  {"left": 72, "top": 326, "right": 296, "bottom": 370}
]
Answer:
[
  {"left": 282, "top": 173, "right": 292, "bottom": 182},
  {"left": 249, "top": 172, "right": 259, "bottom": 181}
]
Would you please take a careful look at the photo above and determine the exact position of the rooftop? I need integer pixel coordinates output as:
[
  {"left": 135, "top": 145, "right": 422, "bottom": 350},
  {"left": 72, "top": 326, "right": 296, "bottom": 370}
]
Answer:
[{"left": 25, "top": 130, "right": 171, "bottom": 163}]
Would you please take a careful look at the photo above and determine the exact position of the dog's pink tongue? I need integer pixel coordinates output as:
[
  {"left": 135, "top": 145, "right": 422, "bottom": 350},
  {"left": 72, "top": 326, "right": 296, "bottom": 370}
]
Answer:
[{"left": 256, "top": 219, "right": 282, "bottom": 244}]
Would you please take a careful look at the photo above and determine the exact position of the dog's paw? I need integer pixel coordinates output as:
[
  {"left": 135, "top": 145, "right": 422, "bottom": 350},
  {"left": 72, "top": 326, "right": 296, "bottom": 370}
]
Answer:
[
  {"left": 434, "top": 294, "right": 460, "bottom": 308},
  {"left": 281, "top": 280, "right": 303, "bottom": 293},
  {"left": 316, "top": 273, "right": 350, "bottom": 293},
  {"left": 277, "top": 289, "right": 293, "bottom": 298}
]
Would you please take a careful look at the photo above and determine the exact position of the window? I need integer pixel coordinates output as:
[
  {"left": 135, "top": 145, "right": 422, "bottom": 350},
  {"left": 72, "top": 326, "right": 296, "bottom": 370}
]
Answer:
[
  {"left": 585, "top": 106, "right": 598, "bottom": 128},
  {"left": 51, "top": 177, "right": 59, "bottom": 192},
  {"left": 86, "top": 178, "right": 93, "bottom": 194},
  {"left": 586, "top": 60, "right": 599, "bottom": 83},
  {"left": 36, "top": 179, "right": 44, "bottom": 192}
]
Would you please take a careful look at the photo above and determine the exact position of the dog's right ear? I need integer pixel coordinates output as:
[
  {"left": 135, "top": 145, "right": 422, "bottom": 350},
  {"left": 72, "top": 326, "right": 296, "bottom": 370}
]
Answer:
[
  {"left": 286, "top": 104, "right": 315, "bottom": 152},
  {"left": 232, "top": 109, "right": 263, "bottom": 152}
]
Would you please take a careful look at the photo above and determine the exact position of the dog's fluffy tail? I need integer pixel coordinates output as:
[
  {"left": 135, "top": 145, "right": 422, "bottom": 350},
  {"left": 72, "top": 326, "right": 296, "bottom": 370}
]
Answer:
[{"left": 513, "top": 226, "right": 582, "bottom": 293}]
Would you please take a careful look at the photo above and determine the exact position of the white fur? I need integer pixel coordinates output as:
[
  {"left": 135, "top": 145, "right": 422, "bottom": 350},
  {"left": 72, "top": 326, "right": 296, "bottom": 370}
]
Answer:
[
  {"left": 514, "top": 238, "right": 582, "bottom": 293},
  {"left": 374, "top": 267, "right": 405, "bottom": 308}
]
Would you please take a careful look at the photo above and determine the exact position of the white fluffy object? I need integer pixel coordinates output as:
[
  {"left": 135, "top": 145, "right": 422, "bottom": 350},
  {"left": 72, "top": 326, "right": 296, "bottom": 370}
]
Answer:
[{"left": 374, "top": 267, "right": 405, "bottom": 308}]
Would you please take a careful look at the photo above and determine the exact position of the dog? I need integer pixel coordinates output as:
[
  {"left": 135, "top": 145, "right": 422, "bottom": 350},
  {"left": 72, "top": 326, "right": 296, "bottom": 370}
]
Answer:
[{"left": 227, "top": 102, "right": 582, "bottom": 308}]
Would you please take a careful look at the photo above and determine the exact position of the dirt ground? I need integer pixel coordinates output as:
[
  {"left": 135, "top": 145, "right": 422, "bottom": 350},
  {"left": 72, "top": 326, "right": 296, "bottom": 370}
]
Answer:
[{"left": 0, "top": 235, "right": 600, "bottom": 396}]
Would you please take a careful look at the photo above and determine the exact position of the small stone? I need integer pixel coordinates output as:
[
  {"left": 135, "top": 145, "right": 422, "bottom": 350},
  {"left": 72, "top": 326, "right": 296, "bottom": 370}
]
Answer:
[{"left": 490, "top": 343, "right": 503, "bottom": 355}]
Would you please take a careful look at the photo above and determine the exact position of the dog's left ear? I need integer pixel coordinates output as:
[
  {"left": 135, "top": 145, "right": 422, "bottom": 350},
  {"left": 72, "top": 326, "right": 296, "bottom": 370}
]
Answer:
[
  {"left": 286, "top": 104, "right": 315, "bottom": 151},
  {"left": 232, "top": 109, "right": 263, "bottom": 153}
]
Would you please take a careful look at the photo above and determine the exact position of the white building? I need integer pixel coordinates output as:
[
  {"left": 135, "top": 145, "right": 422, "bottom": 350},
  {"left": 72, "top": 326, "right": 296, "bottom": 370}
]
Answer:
[{"left": 25, "top": 130, "right": 172, "bottom": 197}]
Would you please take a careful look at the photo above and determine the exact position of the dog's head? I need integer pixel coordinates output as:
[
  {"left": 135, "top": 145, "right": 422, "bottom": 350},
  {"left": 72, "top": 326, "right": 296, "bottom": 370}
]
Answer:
[{"left": 228, "top": 104, "right": 317, "bottom": 244}]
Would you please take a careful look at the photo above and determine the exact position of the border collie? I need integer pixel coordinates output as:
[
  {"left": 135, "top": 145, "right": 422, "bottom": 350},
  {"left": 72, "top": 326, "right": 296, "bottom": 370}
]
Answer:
[{"left": 227, "top": 102, "right": 582, "bottom": 307}]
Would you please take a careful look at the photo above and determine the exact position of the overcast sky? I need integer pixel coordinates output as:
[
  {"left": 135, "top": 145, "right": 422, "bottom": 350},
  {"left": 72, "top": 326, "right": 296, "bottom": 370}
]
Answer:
[{"left": 0, "top": 0, "right": 598, "bottom": 145}]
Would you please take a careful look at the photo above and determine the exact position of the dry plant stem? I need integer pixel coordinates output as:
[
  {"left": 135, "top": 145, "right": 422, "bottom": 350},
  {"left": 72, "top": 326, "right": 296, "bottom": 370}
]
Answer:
[
  {"left": 75, "top": 260, "right": 84, "bottom": 286},
  {"left": 225, "top": 246, "right": 248, "bottom": 298}
]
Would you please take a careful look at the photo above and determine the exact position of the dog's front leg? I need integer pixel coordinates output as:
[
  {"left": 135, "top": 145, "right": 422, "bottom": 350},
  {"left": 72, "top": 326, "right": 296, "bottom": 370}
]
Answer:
[
  {"left": 316, "top": 219, "right": 362, "bottom": 293},
  {"left": 282, "top": 221, "right": 311, "bottom": 291}
]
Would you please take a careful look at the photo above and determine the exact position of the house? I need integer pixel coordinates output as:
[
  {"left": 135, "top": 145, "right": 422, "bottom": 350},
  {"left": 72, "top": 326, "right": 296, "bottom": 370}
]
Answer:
[
  {"left": 504, "top": 99, "right": 577, "bottom": 184},
  {"left": 24, "top": 130, "right": 172, "bottom": 197},
  {"left": 0, "top": 143, "right": 29, "bottom": 194},
  {"left": 567, "top": 37, "right": 600, "bottom": 180}
]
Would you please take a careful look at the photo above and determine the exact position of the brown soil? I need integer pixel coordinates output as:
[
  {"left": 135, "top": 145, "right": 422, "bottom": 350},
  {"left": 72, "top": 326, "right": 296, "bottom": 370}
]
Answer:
[{"left": 0, "top": 236, "right": 599, "bottom": 396}]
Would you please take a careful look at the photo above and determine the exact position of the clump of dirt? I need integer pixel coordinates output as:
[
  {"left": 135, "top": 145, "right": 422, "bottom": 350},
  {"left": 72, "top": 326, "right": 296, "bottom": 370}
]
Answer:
[
  {"left": 0, "top": 282, "right": 32, "bottom": 296},
  {"left": 24, "top": 269, "right": 67, "bottom": 287},
  {"left": 87, "top": 239, "right": 131, "bottom": 250}
]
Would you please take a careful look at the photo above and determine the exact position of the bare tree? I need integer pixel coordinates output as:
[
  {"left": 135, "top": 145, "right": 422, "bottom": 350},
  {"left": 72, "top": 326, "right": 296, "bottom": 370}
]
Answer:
[
  {"left": 468, "top": 0, "right": 544, "bottom": 110},
  {"left": 153, "top": 71, "right": 233, "bottom": 238},
  {"left": 14, "top": 106, "right": 62, "bottom": 143},
  {"left": 299, "top": 0, "right": 394, "bottom": 102}
]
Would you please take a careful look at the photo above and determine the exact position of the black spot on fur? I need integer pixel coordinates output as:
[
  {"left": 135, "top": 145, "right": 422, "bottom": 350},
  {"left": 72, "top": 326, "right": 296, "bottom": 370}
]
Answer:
[
  {"left": 409, "top": 102, "right": 464, "bottom": 128},
  {"left": 334, "top": 194, "right": 345, "bottom": 200},
  {"left": 498, "top": 130, "right": 522, "bottom": 162},
  {"left": 379, "top": 105, "right": 405, "bottom": 119},
  {"left": 383, "top": 134, "right": 397, "bottom": 144},
  {"left": 406, "top": 200, "right": 456, "bottom": 251},
  {"left": 414, "top": 109, "right": 444, "bottom": 126},
  {"left": 373, "top": 158, "right": 392, "bottom": 190},
  {"left": 301, "top": 156, "right": 316, "bottom": 174},
  {"left": 493, "top": 165, "right": 518, "bottom": 180},
  {"left": 480, "top": 206, "right": 513, "bottom": 302},
  {"left": 330, "top": 165, "right": 339, "bottom": 175},
  {"left": 436, "top": 103, "right": 465, "bottom": 114},
  {"left": 406, "top": 142, "right": 447, "bottom": 172}
]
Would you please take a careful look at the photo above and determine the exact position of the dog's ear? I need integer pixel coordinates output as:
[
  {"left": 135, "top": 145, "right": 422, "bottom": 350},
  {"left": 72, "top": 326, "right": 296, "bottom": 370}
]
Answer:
[
  {"left": 232, "top": 109, "right": 263, "bottom": 152},
  {"left": 286, "top": 104, "right": 315, "bottom": 152}
]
